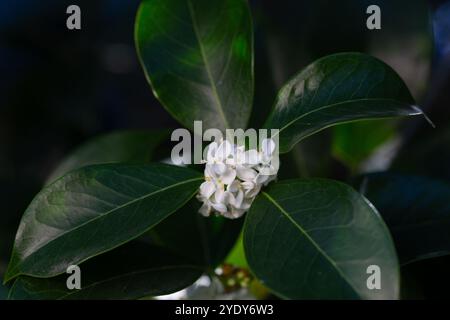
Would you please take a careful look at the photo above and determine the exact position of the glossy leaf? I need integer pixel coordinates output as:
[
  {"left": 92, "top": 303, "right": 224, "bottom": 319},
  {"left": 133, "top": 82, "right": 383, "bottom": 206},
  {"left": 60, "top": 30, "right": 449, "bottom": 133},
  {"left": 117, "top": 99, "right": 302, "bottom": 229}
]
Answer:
[
  {"left": 256, "top": 0, "right": 431, "bottom": 98},
  {"left": 4, "top": 163, "right": 202, "bottom": 282},
  {"left": 244, "top": 179, "right": 399, "bottom": 299},
  {"left": 47, "top": 129, "right": 241, "bottom": 271},
  {"left": 46, "top": 130, "right": 169, "bottom": 184},
  {"left": 8, "top": 242, "right": 202, "bottom": 300},
  {"left": 359, "top": 173, "right": 450, "bottom": 265},
  {"left": 263, "top": 52, "right": 422, "bottom": 153},
  {"left": 135, "top": 0, "right": 254, "bottom": 131}
]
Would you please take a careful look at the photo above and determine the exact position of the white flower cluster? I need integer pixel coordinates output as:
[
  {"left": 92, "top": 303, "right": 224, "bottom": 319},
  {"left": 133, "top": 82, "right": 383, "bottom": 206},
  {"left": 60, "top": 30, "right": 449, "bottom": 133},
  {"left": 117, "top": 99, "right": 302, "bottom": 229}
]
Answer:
[{"left": 197, "top": 139, "right": 279, "bottom": 219}]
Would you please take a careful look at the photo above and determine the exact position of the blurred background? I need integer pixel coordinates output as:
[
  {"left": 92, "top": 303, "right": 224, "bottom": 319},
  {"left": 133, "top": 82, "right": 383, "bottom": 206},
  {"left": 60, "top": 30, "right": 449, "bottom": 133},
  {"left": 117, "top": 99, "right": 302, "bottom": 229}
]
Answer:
[{"left": 1, "top": 0, "right": 450, "bottom": 299}]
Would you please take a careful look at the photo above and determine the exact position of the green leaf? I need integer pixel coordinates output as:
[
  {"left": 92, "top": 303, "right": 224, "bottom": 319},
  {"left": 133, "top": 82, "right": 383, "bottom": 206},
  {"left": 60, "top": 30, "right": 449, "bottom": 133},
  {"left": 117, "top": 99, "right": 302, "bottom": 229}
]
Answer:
[
  {"left": 143, "top": 198, "right": 243, "bottom": 268},
  {"left": 135, "top": 0, "right": 254, "bottom": 131},
  {"left": 244, "top": 179, "right": 399, "bottom": 299},
  {"left": 46, "top": 129, "right": 241, "bottom": 271},
  {"left": 7, "top": 242, "right": 202, "bottom": 300},
  {"left": 359, "top": 173, "right": 450, "bottom": 265},
  {"left": 225, "top": 231, "right": 248, "bottom": 268},
  {"left": 263, "top": 52, "right": 422, "bottom": 153},
  {"left": 4, "top": 163, "right": 202, "bottom": 282},
  {"left": 46, "top": 130, "right": 169, "bottom": 184},
  {"left": 332, "top": 120, "right": 396, "bottom": 171}
]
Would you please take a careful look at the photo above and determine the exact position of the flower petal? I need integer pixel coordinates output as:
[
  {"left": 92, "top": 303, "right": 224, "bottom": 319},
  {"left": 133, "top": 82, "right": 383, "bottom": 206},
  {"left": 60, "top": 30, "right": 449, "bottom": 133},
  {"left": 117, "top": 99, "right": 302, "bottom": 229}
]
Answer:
[
  {"left": 258, "top": 164, "right": 278, "bottom": 176},
  {"left": 227, "top": 180, "right": 240, "bottom": 193},
  {"left": 199, "top": 202, "right": 212, "bottom": 217},
  {"left": 200, "top": 181, "right": 216, "bottom": 198},
  {"left": 212, "top": 202, "right": 227, "bottom": 213},
  {"left": 233, "top": 189, "right": 244, "bottom": 208},
  {"left": 216, "top": 140, "right": 233, "bottom": 161},
  {"left": 231, "top": 208, "right": 246, "bottom": 219},
  {"left": 213, "top": 162, "right": 227, "bottom": 175},
  {"left": 242, "top": 181, "right": 261, "bottom": 198},
  {"left": 241, "top": 199, "right": 253, "bottom": 210},
  {"left": 206, "top": 142, "right": 218, "bottom": 162},
  {"left": 221, "top": 168, "right": 237, "bottom": 185},
  {"left": 255, "top": 173, "right": 270, "bottom": 185},
  {"left": 214, "top": 188, "right": 225, "bottom": 203},
  {"left": 237, "top": 166, "right": 257, "bottom": 181}
]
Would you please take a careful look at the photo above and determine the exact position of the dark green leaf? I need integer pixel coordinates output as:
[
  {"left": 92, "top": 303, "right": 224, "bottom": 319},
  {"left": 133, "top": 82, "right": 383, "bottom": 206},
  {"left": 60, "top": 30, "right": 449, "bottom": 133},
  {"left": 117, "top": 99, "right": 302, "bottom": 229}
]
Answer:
[
  {"left": 256, "top": 0, "right": 431, "bottom": 99},
  {"left": 359, "top": 173, "right": 450, "bottom": 265},
  {"left": 263, "top": 52, "right": 422, "bottom": 153},
  {"left": 8, "top": 242, "right": 202, "bottom": 300},
  {"left": 47, "top": 129, "right": 241, "bottom": 271},
  {"left": 4, "top": 163, "right": 202, "bottom": 282},
  {"left": 244, "top": 179, "right": 399, "bottom": 299},
  {"left": 46, "top": 130, "right": 169, "bottom": 184},
  {"left": 135, "top": 0, "right": 254, "bottom": 131}
]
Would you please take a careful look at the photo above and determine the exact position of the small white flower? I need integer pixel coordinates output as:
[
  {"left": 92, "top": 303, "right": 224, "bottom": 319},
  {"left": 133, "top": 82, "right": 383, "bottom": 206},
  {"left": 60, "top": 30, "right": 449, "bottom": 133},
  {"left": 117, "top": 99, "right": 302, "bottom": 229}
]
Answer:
[
  {"left": 205, "top": 163, "right": 236, "bottom": 186},
  {"left": 241, "top": 180, "right": 261, "bottom": 198},
  {"left": 256, "top": 138, "right": 278, "bottom": 175},
  {"left": 205, "top": 140, "right": 233, "bottom": 174},
  {"left": 197, "top": 138, "right": 279, "bottom": 219}
]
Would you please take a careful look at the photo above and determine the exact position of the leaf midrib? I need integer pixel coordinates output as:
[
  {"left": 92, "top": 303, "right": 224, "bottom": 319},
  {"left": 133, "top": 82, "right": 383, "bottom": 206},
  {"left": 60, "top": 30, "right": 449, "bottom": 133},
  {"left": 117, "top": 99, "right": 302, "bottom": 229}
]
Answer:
[
  {"left": 261, "top": 191, "right": 361, "bottom": 297},
  {"left": 271, "top": 98, "right": 416, "bottom": 134},
  {"left": 60, "top": 264, "right": 202, "bottom": 299},
  {"left": 187, "top": 0, "right": 231, "bottom": 129},
  {"left": 8, "top": 265, "right": 202, "bottom": 300},
  {"left": 13, "top": 176, "right": 203, "bottom": 272}
]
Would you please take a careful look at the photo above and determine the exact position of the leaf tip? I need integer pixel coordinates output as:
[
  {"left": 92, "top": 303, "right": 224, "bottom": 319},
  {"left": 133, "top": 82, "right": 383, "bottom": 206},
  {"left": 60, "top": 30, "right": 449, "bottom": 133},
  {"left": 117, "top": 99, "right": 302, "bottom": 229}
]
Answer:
[
  {"left": 2, "top": 275, "right": 12, "bottom": 286},
  {"left": 3, "top": 262, "right": 19, "bottom": 285},
  {"left": 412, "top": 105, "right": 436, "bottom": 128}
]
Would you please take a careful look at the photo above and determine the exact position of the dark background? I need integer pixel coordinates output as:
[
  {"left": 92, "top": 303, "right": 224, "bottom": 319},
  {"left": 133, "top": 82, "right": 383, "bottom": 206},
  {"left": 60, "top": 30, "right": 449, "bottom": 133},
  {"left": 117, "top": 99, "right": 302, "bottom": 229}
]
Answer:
[{"left": 1, "top": 0, "right": 450, "bottom": 298}]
